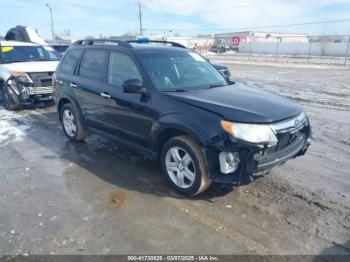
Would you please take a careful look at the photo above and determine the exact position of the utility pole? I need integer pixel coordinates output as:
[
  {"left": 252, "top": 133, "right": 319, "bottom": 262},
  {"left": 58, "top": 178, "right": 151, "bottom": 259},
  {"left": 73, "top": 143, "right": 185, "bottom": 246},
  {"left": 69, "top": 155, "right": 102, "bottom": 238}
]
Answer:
[
  {"left": 137, "top": 1, "right": 144, "bottom": 36},
  {"left": 46, "top": 4, "right": 55, "bottom": 41}
]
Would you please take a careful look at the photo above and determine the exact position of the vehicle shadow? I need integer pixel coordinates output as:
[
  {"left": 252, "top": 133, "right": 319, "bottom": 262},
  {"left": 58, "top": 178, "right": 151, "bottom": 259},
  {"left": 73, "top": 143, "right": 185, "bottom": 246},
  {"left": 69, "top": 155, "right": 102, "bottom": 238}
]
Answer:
[
  {"left": 11, "top": 110, "right": 234, "bottom": 201},
  {"left": 313, "top": 240, "right": 350, "bottom": 260}
]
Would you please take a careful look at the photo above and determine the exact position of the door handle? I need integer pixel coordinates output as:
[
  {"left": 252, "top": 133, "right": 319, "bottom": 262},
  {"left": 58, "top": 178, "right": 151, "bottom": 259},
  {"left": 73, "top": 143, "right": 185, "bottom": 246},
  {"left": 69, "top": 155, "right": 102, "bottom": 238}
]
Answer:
[
  {"left": 70, "top": 83, "right": 77, "bottom": 88},
  {"left": 100, "top": 92, "right": 112, "bottom": 99}
]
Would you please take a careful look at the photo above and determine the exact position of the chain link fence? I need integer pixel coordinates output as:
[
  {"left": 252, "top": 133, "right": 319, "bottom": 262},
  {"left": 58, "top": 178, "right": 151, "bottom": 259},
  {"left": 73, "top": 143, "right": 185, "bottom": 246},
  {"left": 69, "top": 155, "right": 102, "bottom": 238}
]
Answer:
[{"left": 193, "top": 34, "right": 350, "bottom": 67}]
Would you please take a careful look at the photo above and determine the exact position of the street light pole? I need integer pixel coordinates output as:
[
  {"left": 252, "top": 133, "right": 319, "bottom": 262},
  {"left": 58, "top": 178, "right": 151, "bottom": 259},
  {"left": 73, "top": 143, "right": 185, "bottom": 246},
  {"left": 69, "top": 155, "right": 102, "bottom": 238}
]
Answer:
[
  {"left": 46, "top": 4, "right": 55, "bottom": 41},
  {"left": 137, "top": 1, "right": 143, "bottom": 36}
]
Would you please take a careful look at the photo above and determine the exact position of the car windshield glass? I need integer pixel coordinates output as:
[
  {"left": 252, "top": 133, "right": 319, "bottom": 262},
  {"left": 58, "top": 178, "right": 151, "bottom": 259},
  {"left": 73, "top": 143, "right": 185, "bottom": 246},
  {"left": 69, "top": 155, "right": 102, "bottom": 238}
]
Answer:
[
  {"left": 1, "top": 45, "right": 60, "bottom": 63},
  {"left": 138, "top": 50, "right": 227, "bottom": 91}
]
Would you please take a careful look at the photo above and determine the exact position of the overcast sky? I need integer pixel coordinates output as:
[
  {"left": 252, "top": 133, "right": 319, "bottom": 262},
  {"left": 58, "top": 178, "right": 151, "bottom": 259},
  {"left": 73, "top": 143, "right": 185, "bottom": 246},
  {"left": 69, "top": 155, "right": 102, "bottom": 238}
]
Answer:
[{"left": 0, "top": 0, "right": 349, "bottom": 39}]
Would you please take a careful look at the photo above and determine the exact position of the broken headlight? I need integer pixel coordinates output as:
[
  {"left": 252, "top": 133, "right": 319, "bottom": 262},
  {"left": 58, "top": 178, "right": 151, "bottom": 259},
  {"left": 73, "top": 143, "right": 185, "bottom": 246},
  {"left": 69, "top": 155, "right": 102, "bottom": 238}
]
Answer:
[
  {"left": 8, "top": 71, "right": 32, "bottom": 85},
  {"left": 221, "top": 120, "right": 278, "bottom": 145},
  {"left": 6, "top": 71, "right": 33, "bottom": 95}
]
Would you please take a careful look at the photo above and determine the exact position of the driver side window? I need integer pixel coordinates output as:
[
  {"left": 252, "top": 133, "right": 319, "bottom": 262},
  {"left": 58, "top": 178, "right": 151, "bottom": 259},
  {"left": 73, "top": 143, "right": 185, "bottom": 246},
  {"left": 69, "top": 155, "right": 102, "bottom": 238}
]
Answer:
[{"left": 107, "top": 52, "right": 142, "bottom": 87}]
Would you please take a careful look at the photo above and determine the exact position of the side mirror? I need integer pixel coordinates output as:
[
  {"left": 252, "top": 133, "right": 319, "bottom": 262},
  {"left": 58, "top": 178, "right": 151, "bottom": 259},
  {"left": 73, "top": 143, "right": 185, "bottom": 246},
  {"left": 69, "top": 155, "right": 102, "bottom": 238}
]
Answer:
[{"left": 123, "top": 79, "right": 146, "bottom": 94}]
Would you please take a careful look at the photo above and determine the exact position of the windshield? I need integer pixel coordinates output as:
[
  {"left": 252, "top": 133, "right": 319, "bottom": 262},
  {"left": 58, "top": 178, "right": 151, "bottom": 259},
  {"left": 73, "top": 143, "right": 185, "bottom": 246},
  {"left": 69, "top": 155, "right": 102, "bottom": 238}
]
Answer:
[
  {"left": 139, "top": 50, "right": 227, "bottom": 91},
  {"left": 1, "top": 45, "right": 60, "bottom": 63}
]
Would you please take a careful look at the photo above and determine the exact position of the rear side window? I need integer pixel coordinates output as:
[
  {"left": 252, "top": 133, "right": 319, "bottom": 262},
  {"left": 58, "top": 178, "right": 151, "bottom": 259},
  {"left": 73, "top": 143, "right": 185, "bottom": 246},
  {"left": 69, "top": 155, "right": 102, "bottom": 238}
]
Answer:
[
  {"left": 107, "top": 52, "right": 142, "bottom": 87},
  {"left": 60, "top": 49, "right": 82, "bottom": 74},
  {"left": 79, "top": 50, "right": 107, "bottom": 82}
]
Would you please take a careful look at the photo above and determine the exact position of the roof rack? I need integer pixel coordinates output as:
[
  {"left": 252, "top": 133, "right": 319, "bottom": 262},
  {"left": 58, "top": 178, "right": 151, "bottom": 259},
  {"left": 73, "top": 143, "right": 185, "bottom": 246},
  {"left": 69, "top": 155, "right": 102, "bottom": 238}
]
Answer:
[
  {"left": 72, "top": 39, "right": 132, "bottom": 48},
  {"left": 127, "top": 40, "right": 186, "bottom": 49}
]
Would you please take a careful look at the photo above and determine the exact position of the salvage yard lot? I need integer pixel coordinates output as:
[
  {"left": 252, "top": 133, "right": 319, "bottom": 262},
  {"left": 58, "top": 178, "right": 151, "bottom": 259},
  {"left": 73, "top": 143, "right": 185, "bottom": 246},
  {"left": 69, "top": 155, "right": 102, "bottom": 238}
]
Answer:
[{"left": 0, "top": 63, "right": 349, "bottom": 255}]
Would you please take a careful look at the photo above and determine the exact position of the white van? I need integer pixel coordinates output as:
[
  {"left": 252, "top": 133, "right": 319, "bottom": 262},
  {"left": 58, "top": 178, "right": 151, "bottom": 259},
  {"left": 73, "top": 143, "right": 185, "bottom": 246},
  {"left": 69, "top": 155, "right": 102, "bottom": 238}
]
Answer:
[{"left": 0, "top": 40, "right": 59, "bottom": 110}]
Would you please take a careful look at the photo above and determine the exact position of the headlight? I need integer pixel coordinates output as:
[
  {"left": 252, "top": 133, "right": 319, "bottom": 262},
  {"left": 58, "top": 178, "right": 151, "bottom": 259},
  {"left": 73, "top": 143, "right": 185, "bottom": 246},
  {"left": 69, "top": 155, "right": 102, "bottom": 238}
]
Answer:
[
  {"left": 221, "top": 120, "right": 278, "bottom": 145},
  {"left": 9, "top": 71, "right": 32, "bottom": 84}
]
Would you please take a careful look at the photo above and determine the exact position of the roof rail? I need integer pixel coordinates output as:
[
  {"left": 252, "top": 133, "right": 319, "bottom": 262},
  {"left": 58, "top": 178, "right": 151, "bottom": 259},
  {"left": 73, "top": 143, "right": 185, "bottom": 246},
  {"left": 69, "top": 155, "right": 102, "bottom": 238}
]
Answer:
[
  {"left": 72, "top": 39, "right": 132, "bottom": 48},
  {"left": 127, "top": 40, "right": 186, "bottom": 49}
]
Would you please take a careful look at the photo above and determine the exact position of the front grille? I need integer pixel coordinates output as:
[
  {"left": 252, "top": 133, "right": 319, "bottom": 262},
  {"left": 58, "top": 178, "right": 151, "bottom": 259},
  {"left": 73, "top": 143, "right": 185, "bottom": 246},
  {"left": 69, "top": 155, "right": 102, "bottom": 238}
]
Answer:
[
  {"left": 255, "top": 133, "right": 306, "bottom": 169},
  {"left": 255, "top": 113, "right": 308, "bottom": 169},
  {"left": 276, "top": 132, "right": 293, "bottom": 150},
  {"left": 28, "top": 72, "right": 54, "bottom": 87},
  {"left": 40, "top": 79, "right": 52, "bottom": 87},
  {"left": 29, "top": 86, "right": 53, "bottom": 95}
]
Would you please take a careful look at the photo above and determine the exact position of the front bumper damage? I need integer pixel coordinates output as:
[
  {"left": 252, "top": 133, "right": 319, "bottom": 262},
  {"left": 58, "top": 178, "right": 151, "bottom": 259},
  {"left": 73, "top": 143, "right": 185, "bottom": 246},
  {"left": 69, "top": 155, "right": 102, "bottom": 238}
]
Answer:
[
  {"left": 203, "top": 115, "right": 312, "bottom": 185},
  {"left": 5, "top": 73, "right": 54, "bottom": 105}
]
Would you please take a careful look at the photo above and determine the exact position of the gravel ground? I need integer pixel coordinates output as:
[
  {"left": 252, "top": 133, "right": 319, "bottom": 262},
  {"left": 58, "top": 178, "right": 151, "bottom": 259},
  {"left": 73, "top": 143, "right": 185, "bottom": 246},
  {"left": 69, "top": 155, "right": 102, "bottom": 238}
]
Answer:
[{"left": 0, "top": 64, "right": 349, "bottom": 255}]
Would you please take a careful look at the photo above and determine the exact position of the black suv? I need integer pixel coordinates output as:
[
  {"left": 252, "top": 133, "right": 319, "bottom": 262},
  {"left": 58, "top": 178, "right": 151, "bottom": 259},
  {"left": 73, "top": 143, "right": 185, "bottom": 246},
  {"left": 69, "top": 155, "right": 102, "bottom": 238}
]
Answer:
[{"left": 54, "top": 39, "right": 311, "bottom": 196}]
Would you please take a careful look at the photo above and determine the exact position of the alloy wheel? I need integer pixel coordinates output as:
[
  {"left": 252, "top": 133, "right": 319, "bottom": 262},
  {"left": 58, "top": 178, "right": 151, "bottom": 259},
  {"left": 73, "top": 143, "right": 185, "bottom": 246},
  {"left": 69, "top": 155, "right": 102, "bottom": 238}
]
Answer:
[
  {"left": 165, "top": 146, "right": 196, "bottom": 189},
  {"left": 62, "top": 109, "right": 77, "bottom": 137}
]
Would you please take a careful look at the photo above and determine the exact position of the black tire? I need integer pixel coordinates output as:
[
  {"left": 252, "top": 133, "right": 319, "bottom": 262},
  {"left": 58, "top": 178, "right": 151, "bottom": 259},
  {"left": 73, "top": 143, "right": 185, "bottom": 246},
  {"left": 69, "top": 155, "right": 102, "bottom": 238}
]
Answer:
[
  {"left": 161, "top": 135, "right": 212, "bottom": 196},
  {"left": 0, "top": 82, "right": 20, "bottom": 111},
  {"left": 60, "top": 103, "right": 89, "bottom": 142}
]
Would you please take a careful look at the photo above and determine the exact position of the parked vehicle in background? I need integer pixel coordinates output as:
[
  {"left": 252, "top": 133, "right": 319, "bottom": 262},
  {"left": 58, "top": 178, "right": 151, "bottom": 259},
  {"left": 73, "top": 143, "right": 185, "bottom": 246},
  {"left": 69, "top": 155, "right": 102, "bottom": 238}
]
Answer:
[
  {"left": 210, "top": 61, "right": 231, "bottom": 81},
  {"left": 5, "top": 25, "right": 64, "bottom": 58},
  {"left": 0, "top": 41, "right": 60, "bottom": 110},
  {"left": 210, "top": 38, "right": 239, "bottom": 53},
  {"left": 50, "top": 44, "right": 70, "bottom": 56},
  {"left": 54, "top": 39, "right": 311, "bottom": 196}
]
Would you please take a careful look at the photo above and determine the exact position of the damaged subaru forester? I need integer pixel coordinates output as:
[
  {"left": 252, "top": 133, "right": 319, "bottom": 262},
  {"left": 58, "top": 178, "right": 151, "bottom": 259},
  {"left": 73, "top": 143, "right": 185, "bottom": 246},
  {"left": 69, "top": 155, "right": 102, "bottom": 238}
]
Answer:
[{"left": 54, "top": 39, "right": 311, "bottom": 196}]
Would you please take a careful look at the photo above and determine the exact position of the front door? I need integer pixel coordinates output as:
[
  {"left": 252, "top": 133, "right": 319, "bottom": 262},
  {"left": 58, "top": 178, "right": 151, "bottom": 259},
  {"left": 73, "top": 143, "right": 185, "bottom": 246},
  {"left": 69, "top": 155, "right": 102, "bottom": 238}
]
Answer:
[{"left": 98, "top": 51, "right": 154, "bottom": 144}]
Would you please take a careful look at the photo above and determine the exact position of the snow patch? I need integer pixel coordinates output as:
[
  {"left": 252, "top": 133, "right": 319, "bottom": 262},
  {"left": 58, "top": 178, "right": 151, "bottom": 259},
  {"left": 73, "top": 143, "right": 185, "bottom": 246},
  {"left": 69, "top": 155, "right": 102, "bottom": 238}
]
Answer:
[{"left": 0, "top": 107, "right": 33, "bottom": 146}]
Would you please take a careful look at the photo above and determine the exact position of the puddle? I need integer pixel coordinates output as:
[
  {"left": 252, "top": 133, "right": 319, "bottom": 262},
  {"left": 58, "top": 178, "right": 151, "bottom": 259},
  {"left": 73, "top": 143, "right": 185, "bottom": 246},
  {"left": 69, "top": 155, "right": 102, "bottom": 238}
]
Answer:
[{"left": 111, "top": 191, "right": 126, "bottom": 208}]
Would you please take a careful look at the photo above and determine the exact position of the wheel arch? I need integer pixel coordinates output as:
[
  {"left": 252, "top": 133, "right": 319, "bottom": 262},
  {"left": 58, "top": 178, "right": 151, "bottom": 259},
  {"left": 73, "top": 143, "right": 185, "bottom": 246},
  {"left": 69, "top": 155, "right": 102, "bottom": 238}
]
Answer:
[
  {"left": 57, "top": 95, "right": 84, "bottom": 123},
  {"left": 154, "top": 114, "right": 212, "bottom": 155}
]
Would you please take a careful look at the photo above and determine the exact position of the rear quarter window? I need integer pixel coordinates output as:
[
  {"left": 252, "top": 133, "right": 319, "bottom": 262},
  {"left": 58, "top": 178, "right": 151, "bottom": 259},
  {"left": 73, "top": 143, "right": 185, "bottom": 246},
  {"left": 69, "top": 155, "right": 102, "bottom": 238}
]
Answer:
[{"left": 60, "top": 49, "right": 82, "bottom": 74}]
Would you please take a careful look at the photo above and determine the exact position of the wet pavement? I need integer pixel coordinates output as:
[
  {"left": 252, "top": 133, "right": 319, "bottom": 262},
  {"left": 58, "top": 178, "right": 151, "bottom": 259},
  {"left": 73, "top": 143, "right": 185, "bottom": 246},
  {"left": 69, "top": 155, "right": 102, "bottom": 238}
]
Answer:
[{"left": 0, "top": 64, "right": 349, "bottom": 255}]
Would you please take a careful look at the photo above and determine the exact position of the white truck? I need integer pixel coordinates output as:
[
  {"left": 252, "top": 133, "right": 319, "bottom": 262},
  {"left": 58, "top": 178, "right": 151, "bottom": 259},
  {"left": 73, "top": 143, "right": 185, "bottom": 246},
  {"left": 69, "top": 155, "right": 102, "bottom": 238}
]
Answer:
[{"left": 0, "top": 40, "right": 59, "bottom": 110}]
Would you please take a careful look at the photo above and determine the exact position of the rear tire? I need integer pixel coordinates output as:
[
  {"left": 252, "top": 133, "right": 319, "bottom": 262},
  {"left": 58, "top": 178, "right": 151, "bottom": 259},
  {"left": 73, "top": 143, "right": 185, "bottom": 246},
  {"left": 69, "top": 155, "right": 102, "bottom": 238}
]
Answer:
[
  {"left": 161, "top": 135, "right": 212, "bottom": 196},
  {"left": 60, "top": 103, "right": 89, "bottom": 142},
  {"left": 0, "top": 82, "right": 20, "bottom": 111}
]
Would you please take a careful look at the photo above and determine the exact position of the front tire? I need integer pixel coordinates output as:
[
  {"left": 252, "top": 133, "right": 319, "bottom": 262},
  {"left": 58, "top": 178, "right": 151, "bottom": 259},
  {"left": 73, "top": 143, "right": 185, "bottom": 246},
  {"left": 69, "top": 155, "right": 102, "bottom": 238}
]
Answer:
[
  {"left": 161, "top": 135, "right": 212, "bottom": 196},
  {"left": 60, "top": 103, "right": 88, "bottom": 142}
]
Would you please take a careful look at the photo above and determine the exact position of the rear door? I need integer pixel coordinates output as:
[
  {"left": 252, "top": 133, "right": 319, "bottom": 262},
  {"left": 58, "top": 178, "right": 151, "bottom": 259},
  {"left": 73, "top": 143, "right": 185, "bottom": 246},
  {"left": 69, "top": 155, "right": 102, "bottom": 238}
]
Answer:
[
  {"left": 56, "top": 48, "right": 82, "bottom": 100},
  {"left": 74, "top": 49, "right": 108, "bottom": 127}
]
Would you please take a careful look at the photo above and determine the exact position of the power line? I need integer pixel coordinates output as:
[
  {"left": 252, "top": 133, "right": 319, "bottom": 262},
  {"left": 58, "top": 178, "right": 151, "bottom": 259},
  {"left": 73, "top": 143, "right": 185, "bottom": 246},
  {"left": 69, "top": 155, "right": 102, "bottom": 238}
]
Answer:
[
  {"left": 196, "top": 0, "right": 284, "bottom": 14},
  {"left": 142, "top": 0, "right": 283, "bottom": 20},
  {"left": 145, "top": 18, "right": 350, "bottom": 32}
]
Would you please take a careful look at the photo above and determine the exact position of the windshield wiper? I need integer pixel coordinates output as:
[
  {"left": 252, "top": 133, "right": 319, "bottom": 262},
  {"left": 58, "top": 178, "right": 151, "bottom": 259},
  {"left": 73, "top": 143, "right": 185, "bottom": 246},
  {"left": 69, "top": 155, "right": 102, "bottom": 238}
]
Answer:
[
  {"left": 207, "top": 83, "right": 226, "bottom": 89},
  {"left": 162, "top": 89, "right": 189, "bottom": 93}
]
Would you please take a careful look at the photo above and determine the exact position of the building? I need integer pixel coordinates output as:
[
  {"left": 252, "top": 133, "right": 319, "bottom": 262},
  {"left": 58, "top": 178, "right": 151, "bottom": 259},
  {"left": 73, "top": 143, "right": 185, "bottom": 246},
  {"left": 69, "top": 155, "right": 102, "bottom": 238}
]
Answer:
[{"left": 205, "top": 31, "right": 308, "bottom": 53}]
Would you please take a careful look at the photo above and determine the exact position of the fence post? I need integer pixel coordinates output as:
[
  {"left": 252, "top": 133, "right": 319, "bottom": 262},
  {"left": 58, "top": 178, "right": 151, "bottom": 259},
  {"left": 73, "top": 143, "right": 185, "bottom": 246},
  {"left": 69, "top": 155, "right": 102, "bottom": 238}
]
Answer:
[
  {"left": 345, "top": 34, "right": 350, "bottom": 66},
  {"left": 275, "top": 37, "right": 282, "bottom": 62},
  {"left": 308, "top": 41, "right": 312, "bottom": 64},
  {"left": 248, "top": 33, "right": 252, "bottom": 61}
]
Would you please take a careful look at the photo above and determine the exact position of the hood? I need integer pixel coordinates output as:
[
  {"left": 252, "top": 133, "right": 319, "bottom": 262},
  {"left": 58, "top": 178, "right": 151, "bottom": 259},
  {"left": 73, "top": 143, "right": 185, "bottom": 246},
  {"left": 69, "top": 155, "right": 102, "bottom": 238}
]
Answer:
[
  {"left": 1, "top": 61, "right": 59, "bottom": 73},
  {"left": 166, "top": 83, "right": 303, "bottom": 123}
]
